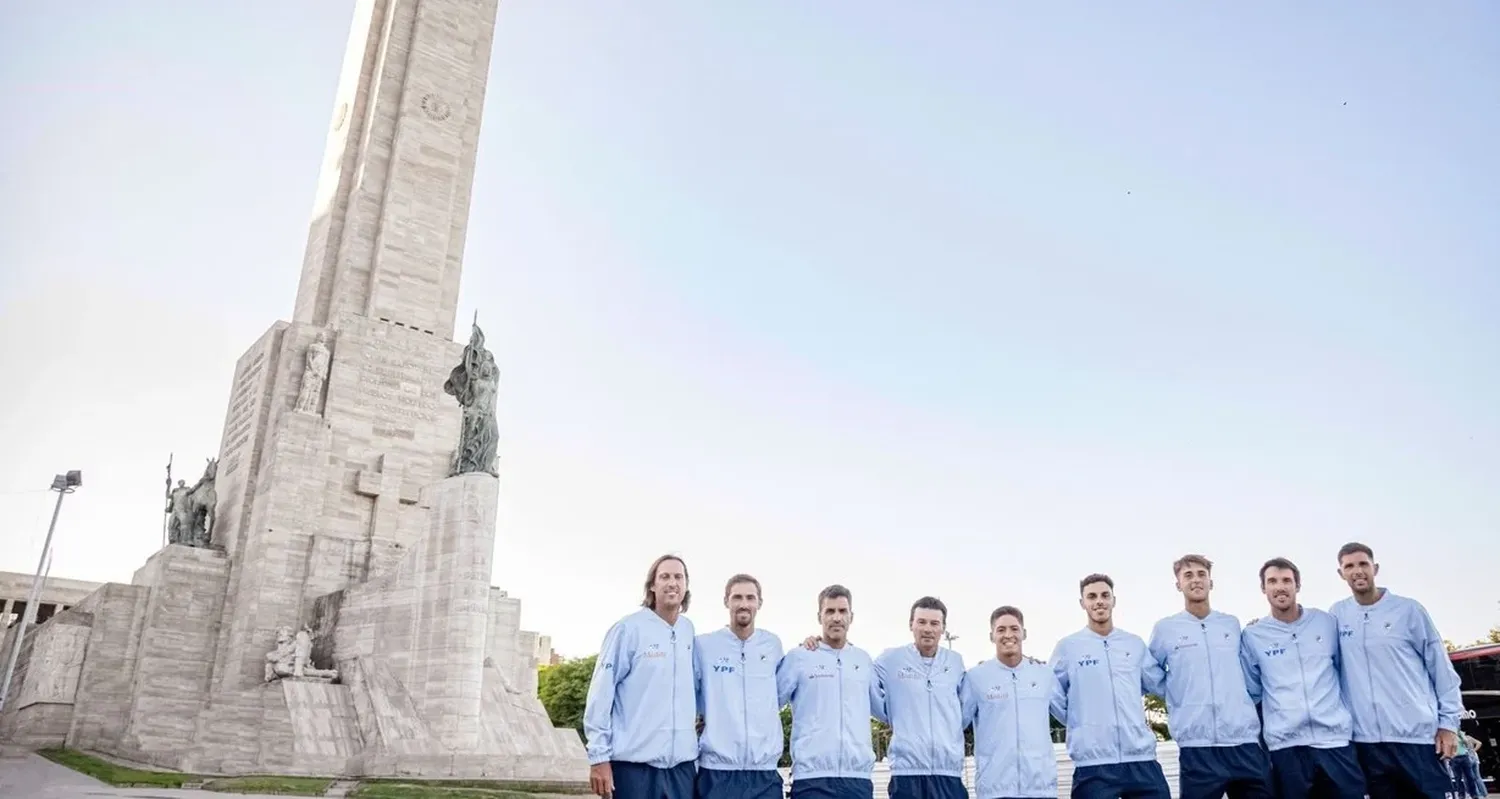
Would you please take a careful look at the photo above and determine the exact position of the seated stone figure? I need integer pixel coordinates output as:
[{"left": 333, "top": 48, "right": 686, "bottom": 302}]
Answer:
[{"left": 264, "top": 625, "right": 339, "bottom": 683}]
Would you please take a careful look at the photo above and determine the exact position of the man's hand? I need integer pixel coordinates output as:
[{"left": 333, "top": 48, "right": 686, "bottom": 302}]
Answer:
[
  {"left": 802, "top": 635, "right": 822, "bottom": 651},
  {"left": 1436, "top": 728, "right": 1458, "bottom": 759},
  {"left": 589, "top": 762, "right": 614, "bottom": 797}
]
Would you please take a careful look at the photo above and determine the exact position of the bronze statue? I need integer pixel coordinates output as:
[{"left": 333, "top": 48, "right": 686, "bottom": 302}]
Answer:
[
  {"left": 443, "top": 318, "right": 500, "bottom": 477},
  {"left": 165, "top": 458, "right": 218, "bottom": 548}
]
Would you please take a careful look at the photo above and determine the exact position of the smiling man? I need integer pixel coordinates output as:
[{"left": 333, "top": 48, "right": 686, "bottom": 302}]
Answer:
[
  {"left": 693, "top": 574, "right": 786, "bottom": 799},
  {"left": 583, "top": 554, "right": 699, "bottom": 799},
  {"left": 1242, "top": 557, "right": 1365, "bottom": 799},
  {"left": 777, "top": 584, "right": 879, "bottom": 799},
  {"left": 1147, "top": 554, "right": 1272, "bottom": 799},
  {"left": 963, "top": 605, "right": 1065, "bottom": 799},
  {"left": 1051, "top": 573, "right": 1171, "bottom": 799},
  {"left": 1329, "top": 542, "right": 1466, "bottom": 799},
  {"left": 871, "top": 596, "right": 968, "bottom": 799}
]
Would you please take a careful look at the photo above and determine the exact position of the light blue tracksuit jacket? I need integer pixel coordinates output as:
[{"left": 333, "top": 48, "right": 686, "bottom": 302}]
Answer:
[
  {"left": 694, "top": 627, "right": 786, "bottom": 772},
  {"left": 776, "top": 642, "right": 879, "bottom": 782},
  {"left": 1330, "top": 590, "right": 1465, "bottom": 745},
  {"left": 962, "top": 657, "right": 1066, "bottom": 798},
  {"left": 583, "top": 609, "right": 698, "bottom": 768},
  {"left": 1147, "top": 610, "right": 1262, "bottom": 748},
  {"left": 1050, "top": 627, "right": 1160, "bottom": 769},
  {"left": 872, "top": 644, "right": 967, "bottom": 778},
  {"left": 1238, "top": 607, "right": 1352, "bottom": 751}
]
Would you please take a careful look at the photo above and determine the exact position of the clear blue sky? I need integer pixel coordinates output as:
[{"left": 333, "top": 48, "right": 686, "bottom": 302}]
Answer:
[{"left": 1, "top": 2, "right": 1496, "bottom": 665}]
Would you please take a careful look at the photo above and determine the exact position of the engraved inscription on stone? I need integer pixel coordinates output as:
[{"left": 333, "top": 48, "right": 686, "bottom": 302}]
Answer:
[
  {"left": 221, "top": 350, "right": 268, "bottom": 477},
  {"left": 356, "top": 351, "right": 439, "bottom": 424}
]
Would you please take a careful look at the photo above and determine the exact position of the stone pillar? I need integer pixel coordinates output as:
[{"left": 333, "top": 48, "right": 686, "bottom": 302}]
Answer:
[{"left": 334, "top": 473, "right": 496, "bottom": 752}]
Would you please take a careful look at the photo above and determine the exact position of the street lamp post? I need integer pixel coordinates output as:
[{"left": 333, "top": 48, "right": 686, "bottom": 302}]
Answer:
[
  {"left": 0, "top": 470, "right": 82, "bottom": 712},
  {"left": 943, "top": 631, "right": 959, "bottom": 650}
]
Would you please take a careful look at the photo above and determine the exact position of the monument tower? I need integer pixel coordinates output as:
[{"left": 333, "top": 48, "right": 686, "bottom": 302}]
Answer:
[{"left": 0, "top": 0, "right": 588, "bottom": 782}]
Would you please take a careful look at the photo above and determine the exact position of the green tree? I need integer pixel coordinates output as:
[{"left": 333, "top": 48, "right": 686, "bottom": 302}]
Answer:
[
  {"left": 1143, "top": 694, "right": 1171, "bottom": 741},
  {"left": 538, "top": 655, "right": 596, "bottom": 742}
]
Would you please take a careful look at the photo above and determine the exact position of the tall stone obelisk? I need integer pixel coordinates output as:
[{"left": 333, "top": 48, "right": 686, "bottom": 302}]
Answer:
[
  {"left": 188, "top": 0, "right": 506, "bottom": 770},
  {"left": 208, "top": 0, "right": 497, "bottom": 687}
]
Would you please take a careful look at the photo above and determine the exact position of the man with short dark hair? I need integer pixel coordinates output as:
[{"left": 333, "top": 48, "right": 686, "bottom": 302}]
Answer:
[
  {"left": 1147, "top": 554, "right": 1272, "bottom": 799},
  {"left": 693, "top": 574, "right": 785, "bottom": 799},
  {"left": 584, "top": 554, "right": 698, "bottom": 798},
  {"left": 778, "top": 584, "right": 879, "bottom": 799},
  {"left": 963, "top": 605, "right": 1065, "bottom": 799},
  {"left": 872, "top": 596, "right": 967, "bottom": 799},
  {"left": 1241, "top": 557, "right": 1366, "bottom": 799},
  {"left": 1050, "top": 573, "right": 1171, "bottom": 799},
  {"left": 1330, "top": 542, "right": 1466, "bottom": 799}
]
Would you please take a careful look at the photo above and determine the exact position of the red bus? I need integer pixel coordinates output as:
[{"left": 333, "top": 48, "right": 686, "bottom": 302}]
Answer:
[{"left": 1451, "top": 642, "right": 1500, "bottom": 793}]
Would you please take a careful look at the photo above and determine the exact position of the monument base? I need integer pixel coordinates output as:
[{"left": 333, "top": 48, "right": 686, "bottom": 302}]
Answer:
[{"left": 1, "top": 482, "right": 586, "bottom": 784}]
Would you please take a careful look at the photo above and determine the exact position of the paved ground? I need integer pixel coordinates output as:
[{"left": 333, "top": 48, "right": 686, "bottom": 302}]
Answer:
[{"left": 0, "top": 749, "right": 295, "bottom": 799}]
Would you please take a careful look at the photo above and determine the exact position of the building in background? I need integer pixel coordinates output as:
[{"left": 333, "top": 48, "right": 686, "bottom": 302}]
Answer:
[{"left": 0, "top": 572, "right": 101, "bottom": 628}]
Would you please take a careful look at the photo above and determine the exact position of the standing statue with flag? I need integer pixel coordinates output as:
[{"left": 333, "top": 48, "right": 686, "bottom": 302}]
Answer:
[{"left": 443, "top": 314, "right": 500, "bottom": 478}]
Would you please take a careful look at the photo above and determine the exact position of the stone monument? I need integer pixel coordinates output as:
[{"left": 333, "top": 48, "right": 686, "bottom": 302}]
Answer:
[{"left": 0, "top": 0, "right": 589, "bottom": 783}]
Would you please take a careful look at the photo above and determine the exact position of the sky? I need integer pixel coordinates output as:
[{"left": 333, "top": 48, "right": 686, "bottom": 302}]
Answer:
[{"left": 1, "top": 2, "right": 1497, "bottom": 668}]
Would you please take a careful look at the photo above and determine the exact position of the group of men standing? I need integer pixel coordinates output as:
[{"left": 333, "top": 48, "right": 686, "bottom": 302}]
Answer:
[{"left": 581, "top": 542, "right": 1471, "bottom": 799}]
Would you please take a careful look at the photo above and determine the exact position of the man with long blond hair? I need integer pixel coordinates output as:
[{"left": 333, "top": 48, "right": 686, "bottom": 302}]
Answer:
[{"left": 583, "top": 554, "right": 698, "bottom": 798}]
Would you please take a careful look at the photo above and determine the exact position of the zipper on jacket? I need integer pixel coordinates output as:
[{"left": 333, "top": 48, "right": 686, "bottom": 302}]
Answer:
[
  {"left": 740, "top": 638, "right": 749, "bottom": 767},
  {"left": 671, "top": 628, "right": 678, "bottom": 763},
  {"left": 926, "top": 653, "right": 937, "bottom": 773},
  {"left": 1361, "top": 612, "right": 1382, "bottom": 739},
  {"left": 1293, "top": 631, "right": 1311, "bottom": 744},
  {"left": 1102, "top": 638, "right": 1123, "bottom": 758},
  {"left": 837, "top": 654, "right": 845, "bottom": 777},
  {"left": 1012, "top": 670, "right": 1023, "bottom": 793},
  {"left": 1200, "top": 621, "right": 1220, "bottom": 744}
]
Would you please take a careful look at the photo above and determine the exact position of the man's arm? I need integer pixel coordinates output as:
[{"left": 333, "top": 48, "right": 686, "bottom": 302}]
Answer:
[
  {"left": 1410, "top": 601, "right": 1465, "bottom": 734},
  {"left": 1142, "top": 625, "right": 1168, "bottom": 697},
  {"left": 1238, "top": 629, "right": 1263, "bottom": 704},
  {"left": 776, "top": 649, "right": 801, "bottom": 709},
  {"left": 583, "top": 622, "right": 630, "bottom": 766},
  {"left": 693, "top": 637, "right": 706, "bottom": 721},
  {"left": 960, "top": 669, "right": 979, "bottom": 731},
  {"left": 870, "top": 653, "right": 890, "bottom": 725},
  {"left": 1048, "top": 641, "right": 1070, "bottom": 723}
]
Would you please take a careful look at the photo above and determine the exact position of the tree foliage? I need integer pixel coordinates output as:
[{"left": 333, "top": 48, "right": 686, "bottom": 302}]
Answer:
[
  {"left": 1143, "top": 694, "right": 1171, "bottom": 741},
  {"left": 538, "top": 655, "right": 595, "bottom": 742},
  {"left": 1445, "top": 626, "right": 1500, "bottom": 653}
]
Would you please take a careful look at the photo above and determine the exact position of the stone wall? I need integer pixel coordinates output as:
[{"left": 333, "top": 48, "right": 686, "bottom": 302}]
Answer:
[
  {"left": 0, "top": 611, "right": 90, "bottom": 747},
  {"left": 63, "top": 584, "right": 152, "bottom": 754},
  {"left": 118, "top": 546, "right": 231, "bottom": 762}
]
